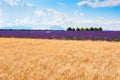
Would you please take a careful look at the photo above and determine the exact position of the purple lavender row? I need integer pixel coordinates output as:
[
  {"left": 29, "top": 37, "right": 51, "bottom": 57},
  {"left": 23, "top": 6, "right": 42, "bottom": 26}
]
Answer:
[{"left": 0, "top": 30, "right": 120, "bottom": 41}]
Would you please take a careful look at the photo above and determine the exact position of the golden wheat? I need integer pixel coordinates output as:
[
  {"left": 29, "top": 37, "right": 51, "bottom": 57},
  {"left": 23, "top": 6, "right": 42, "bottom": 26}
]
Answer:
[{"left": 0, "top": 38, "right": 120, "bottom": 80}]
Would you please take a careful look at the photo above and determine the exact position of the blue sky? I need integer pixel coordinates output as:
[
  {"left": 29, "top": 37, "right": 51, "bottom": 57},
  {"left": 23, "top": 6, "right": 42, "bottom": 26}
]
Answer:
[{"left": 0, "top": 0, "right": 120, "bottom": 30}]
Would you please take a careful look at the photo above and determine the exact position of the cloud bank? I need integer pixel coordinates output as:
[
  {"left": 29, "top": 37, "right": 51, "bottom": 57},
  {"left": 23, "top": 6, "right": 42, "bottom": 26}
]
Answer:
[
  {"left": 77, "top": 0, "right": 120, "bottom": 8},
  {"left": 3, "top": 0, "right": 23, "bottom": 7}
]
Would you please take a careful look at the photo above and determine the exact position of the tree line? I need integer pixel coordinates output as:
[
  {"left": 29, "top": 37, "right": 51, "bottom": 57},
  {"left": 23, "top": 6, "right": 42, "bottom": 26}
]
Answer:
[{"left": 67, "top": 27, "right": 103, "bottom": 31}]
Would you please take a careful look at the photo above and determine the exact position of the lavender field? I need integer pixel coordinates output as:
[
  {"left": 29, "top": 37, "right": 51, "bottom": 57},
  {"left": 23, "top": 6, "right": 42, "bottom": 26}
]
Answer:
[{"left": 0, "top": 30, "right": 120, "bottom": 41}]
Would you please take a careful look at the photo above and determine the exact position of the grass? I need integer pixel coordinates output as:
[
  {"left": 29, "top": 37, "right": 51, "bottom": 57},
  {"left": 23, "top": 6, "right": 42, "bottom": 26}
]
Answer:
[{"left": 0, "top": 38, "right": 120, "bottom": 80}]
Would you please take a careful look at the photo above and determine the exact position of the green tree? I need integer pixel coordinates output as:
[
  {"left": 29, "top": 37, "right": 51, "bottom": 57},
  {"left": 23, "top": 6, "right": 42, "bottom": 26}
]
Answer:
[
  {"left": 76, "top": 27, "right": 80, "bottom": 31},
  {"left": 94, "top": 27, "right": 98, "bottom": 31},
  {"left": 80, "top": 28, "right": 85, "bottom": 31},
  {"left": 98, "top": 27, "right": 103, "bottom": 31},
  {"left": 67, "top": 27, "right": 72, "bottom": 31},
  {"left": 72, "top": 28, "right": 75, "bottom": 31},
  {"left": 90, "top": 27, "right": 94, "bottom": 31},
  {"left": 85, "top": 28, "right": 89, "bottom": 31}
]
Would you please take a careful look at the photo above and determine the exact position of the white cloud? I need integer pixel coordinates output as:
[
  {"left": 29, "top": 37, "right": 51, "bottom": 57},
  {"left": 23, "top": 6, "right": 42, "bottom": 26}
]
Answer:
[
  {"left": 98, "top": 16, "right": 104, "bottom": 20},
  {"left": 80, "top": 12, "right": 84, "bottom": 16},
  {"left": 3, "top": 0, "right": 35, "bottom": 7},
  {"left": 0, "top": 8, "right": 3, "bottom": 26},
  {"left": 58, "top": 2, "right": 65, "bottom": 6},
  {"left": 0, "top": 9, "right": 2, "bottom": 17},
  {"left": 25, "top": 3, "right": 34, "bottom": 7},
  {"left": 35, "top": 9, "right": 66, "bottom": 19},
  {"left": 6, "top": 23, "right": 14, "bottom": 26},
  {"left": 15, "top": 16, "right": 36, "bottom": 26},
  {"left": 34, "top": 9, "right": 47, "bottom": 17},
  {"left": 34, "top": 9, "right": 68, "bottom": 27},
  {"left": 77, "top": 0, "right": 120, "bottom": 8},
  {"left": 5, "top": 16, "right": 36, "bottom": 29},
  {"left": 74, "top": 10, "right": 84, "bottom": 17},
  {"left": 3, "top": 0, "right": 23, "bottom": 7}
]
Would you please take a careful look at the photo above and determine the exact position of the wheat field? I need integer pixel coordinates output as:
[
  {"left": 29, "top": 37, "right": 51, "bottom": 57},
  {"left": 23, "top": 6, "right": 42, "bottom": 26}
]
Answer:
[{"left": 0, "top": 38, "right": 120, "bottom": 80}]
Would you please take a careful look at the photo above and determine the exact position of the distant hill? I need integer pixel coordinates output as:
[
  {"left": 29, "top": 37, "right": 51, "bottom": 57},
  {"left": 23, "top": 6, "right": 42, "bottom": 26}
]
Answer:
[
  {"left": 0, "top": 25, "right": 65, "bottom": 30},
  {"left": 48, "top": 25, "right": 65, "bottom": 30},
  {"left": 0, "top": 26, "right": 32, "bottom": 30}
]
